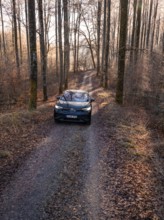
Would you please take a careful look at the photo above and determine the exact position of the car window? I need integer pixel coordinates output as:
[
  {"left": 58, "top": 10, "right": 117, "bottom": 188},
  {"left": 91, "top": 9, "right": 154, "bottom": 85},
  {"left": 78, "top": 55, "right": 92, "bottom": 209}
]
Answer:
[
  {"left": 61, "top": 91, "right": 89, "bottom": 102},
  {"left": 60, "top": 91, "right": 71, "bottom": 101},
  {"left": 72, "top": 92, "right": 88, "bottom": 102}
]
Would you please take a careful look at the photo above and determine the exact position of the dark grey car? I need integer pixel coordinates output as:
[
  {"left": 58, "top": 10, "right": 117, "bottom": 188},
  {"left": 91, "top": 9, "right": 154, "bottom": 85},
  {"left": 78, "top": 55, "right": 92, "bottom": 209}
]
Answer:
[{"left": 54, "top": 90, "right": 94, "bottom": 124}]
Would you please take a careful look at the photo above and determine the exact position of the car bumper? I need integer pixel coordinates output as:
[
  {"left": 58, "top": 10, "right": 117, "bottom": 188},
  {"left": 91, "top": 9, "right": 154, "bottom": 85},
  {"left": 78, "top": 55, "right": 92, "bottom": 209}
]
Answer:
[{"left": 54, "top": 110, "right": 91, "bottom": 123}]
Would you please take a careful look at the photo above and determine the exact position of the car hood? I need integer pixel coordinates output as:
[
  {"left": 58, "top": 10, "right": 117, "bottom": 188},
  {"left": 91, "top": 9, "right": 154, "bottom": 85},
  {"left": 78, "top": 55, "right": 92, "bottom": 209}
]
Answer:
[{"left": 57, "top": 100, "right": 90, "bottom": 109}]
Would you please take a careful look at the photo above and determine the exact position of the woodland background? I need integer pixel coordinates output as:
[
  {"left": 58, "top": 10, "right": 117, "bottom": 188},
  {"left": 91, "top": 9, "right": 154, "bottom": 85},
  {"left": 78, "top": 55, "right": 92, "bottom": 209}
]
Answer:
[
  {"left": 0, "top": 0, "right": 163, "bottom": 116},
  {"left": 0, "top": 2, "right": 164, "bottom": 218}
]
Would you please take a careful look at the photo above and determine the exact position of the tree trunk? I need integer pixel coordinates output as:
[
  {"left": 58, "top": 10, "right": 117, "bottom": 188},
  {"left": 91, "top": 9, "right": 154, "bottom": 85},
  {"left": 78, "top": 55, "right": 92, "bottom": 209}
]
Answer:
[
  {"left": 58, "top": 0, "right": 63, "bottom": 93},
  {"left": 162, "top": 32, "right": 164, "bottom": 54},
  {"left": 28, "top": 0, "right": 38, "bottom": 109},
  {"left": 38, "top": 0, "right": 48, "bottom": 101},
  {"left": 18, "top": 2, "right": 23, "bottom": 65},
  {"left": 104, "top": 0, "right": 111, "bottom": 89},
  {"left": 97, "top": 0, "right": 102, "bottom": 76},
  {"left": 12, "top": 0, "right": 20, "bottom": 76},
  {"left": 130, "top": 0, "right": 137, "bottom": 60},
  {"left": 63, "top": 0, "right": 70, "bottom": 89},
  {"left": 150, "top": 1, "right": 158, "bottom": 52},
  {"left": 0, "top": 0, "right": 6, "bottom": 62},
  {"left": 135, "top": 0, "right": 142, "bottom": 58},
  {"left": 25, "top": 0, "right": 30, "bottom": 69},
  {"left": 142, "top": 0, "right": 149, "bottom": 49},
  {"left": 76, "top": 3, "right": 82, "bottom": 73},
  {"left": 146, "top": 0, "right": 153, "bottom": 49},
  {"left": 155, "top": 17, "right": 160, "bottom": 47},
  {"left": 0, "top": 34, "right": 2, "bottom": 60},
  {"left": 101, "top": 0, "right": 107, "bottom": 85},
  {"left": 116, "top": 0, "right": 128, "bottom": 104},
  {"left": 73, "top": 4, "right": 77, "bottom": 73},
  {"left": 140, "top": 0, "right": 146, "bottom": 49},
  {"left": 55, "top": 0, "right": 59, "bottom": 78}
]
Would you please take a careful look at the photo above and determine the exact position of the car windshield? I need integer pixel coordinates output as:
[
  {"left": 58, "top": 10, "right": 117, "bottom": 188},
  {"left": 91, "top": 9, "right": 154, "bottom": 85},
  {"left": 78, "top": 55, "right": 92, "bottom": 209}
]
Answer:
[{"left": 61, "top": 91, "right": 89, "bottom": 102}]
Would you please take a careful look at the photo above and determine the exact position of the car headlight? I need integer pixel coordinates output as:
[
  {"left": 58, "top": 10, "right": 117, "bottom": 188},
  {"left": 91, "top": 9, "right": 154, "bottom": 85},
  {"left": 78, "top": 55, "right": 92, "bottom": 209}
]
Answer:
[
  {"left": 55, "top": 105, "right": 63, "bottom": 109},
  {"left": 82, "top": 106, "right": 91, "bottom": 111}
]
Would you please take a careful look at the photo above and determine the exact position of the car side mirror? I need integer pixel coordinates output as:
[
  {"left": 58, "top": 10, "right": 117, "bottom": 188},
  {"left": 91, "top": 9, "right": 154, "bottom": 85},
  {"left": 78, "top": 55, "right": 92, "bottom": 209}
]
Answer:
[
  {"left": 57, "top": 96, "right": 60, "bottom": 100},
  {"left": 90, "top": 98, "right": 95, "bottom": 102}
]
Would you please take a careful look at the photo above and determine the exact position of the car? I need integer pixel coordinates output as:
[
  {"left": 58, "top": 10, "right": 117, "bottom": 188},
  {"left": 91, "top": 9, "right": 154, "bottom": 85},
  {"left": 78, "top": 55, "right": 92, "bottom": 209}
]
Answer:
[{"left": 54, "top": 89, "right": 95, "bottom": 124}]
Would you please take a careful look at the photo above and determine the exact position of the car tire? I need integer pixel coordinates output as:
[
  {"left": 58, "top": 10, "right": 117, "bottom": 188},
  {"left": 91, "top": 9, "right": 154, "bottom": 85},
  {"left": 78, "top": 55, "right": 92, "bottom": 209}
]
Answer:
[
  {"left": 86, "top": 115, "right": 91, "bottom": 125},
  {"left": 54, "top": 115, "right": 59, "bottom": 123},
  {"left": 55, "top": 118, "right": 60, "bottom": 123}
]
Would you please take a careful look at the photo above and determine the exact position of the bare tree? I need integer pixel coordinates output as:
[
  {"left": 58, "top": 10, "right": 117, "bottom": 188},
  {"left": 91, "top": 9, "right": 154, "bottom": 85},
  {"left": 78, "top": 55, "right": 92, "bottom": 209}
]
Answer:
[
  {"left": 25, "top": 0, "right": 30, "bottom": 68},
  {"left": 130, "top": 0, "right": 137, "bottom": 60},
  {"left": 0, "top": 0, "right": 6, "bottom": 61},
  {"left": 140, "top": 0, "right": 148, "bottom": 49},
  {"left": 76, "top": 2, "right": 82, "bottom": 72},
  {"left": 101, "top": 0, "right": 107, "bottom": 85},
  {"left": 135, "top": 0, "right": 142, "bottom": 58},
  {"left": 12, "top": 0, "right": 20, "bottom": 75},
  {"left": 17, "top": 1, "right": 23, "bottom": 64},
  {"left": 58, "top": 0, "right": 63, "bottom": 93},
  {"left": 55, "top": 0, "right": 59, "bottom": 78},
  {"left": 146, "top": 0, "right": 153, "bottom": 48},
  {"left": 104, "top": 0, "right": 111, "bottom": 89},
  {"left": 97, "top": 0, "right": 102, "bottom": 76},
  {"left": 63, "top": 0, "right": 70, "bottom": 89},
  {"left": 162, "top": 32, "right": 164, "bottom": 54},
  {"left": 38, "top": 0, "right": 48, "bottom": 101},
  {"left": 150, "top": 0, "right": 158, "bottom": 52},
  {"left": 28, "top": 0, "right": 38, "bottom": 109},
  {"left": 73, "top": 2, "right": 81, "bottom": 73},
  {"left": 116, "top": 0, "right": 128, "bottom": 104}
]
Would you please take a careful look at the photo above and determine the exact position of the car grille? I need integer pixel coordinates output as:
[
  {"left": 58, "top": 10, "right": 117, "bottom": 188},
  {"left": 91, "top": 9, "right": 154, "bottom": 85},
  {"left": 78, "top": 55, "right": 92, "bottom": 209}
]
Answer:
[{"left": 62, "top": 108, "right": 83, "bottom": 112}]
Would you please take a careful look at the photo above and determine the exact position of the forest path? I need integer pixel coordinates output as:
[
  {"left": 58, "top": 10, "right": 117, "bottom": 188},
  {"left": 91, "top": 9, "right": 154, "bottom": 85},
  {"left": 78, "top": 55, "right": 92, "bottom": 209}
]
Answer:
[
  {"left": 0, "top": 71, "right": 105, "bottom": 220},
  {"left": 1, "top": 70, "right": 163, "bottom": 219}
]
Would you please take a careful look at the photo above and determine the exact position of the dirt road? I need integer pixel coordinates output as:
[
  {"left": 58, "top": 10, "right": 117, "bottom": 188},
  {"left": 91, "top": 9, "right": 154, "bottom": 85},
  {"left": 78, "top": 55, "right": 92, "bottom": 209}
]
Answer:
[
  {"left": 0, "top": 71, "right": 163, "bottom": 220},
  {"left": 0, "top": 71, "right": 104, "bottom": 219}
]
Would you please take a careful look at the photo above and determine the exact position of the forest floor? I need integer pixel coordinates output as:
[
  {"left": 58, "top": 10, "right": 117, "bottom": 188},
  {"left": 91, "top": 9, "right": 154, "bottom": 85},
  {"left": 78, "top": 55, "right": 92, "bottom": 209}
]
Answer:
[{"left": 0, "top": 70, "right": 164, "bottom": 220}]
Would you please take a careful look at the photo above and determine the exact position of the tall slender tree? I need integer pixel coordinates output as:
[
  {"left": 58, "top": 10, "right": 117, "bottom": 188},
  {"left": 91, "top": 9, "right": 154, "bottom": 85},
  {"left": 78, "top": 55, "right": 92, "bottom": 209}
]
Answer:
[
  {"left": 17, "top": 1, "right": 23, "bottom": 64},
  {"left": 135, "top": 0, "right": 142, "bottom": 58},
  {"left": 146, "top": 0, "right": 153, "bottom": 48},
  {"left": 76, "top": 2, "right": 82, "bottom": 73},
  {"left": 55, "top": 0, "right": 59, "bottom": 78},
  {"left": 38, "top": 0, "right": 48, "bottom": 101},
  {"left": 12, "top": 0, "right": 20, "bottom": 75},
  {"left": 28, "top": 0, "right": 38, "bottom": 109},
  {"left": 104, "top": 0, "right": 111, "bottom": 89},
  {"left": 130, "top": 0, "right": 137, "bottom": 60},
  {"left": 0, "top": 0, "right": 6, "bottom": 61},
  {"left": 97, "top": 0, "right": 102, "bottom": 76},
  {"left": 73, "top": 2, "right": 77, "bottom": 73},
  {"left": 162, "top": 32, "right": 164, "bottom": 54},
  {"left": 58, "top": 0, "right": 63, "bottom": 93},
  {"left": 101, "top": 0, "right": 107, "bottom": 85},
  {"left": 25, "top": 0, "right": 30, "bottom": 68},
  {"left": 116, "top": 0, "right": 128, "bottom": 104},
  {"left": 150, "top": 0, "right": 158, "bottom": 52},
  {"left": 63, "top": 0, "right": 70, "bottom": 89}
]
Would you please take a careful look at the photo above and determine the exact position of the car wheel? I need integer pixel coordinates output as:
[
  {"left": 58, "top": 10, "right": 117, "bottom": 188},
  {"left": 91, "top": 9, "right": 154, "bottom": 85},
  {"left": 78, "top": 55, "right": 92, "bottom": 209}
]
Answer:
[
  {"left": 54, "top": 118, "right": 60, "bottom": 123},
  {"left": 54, "top": 115, "right": 59, "bottom": 123},
  {"left": 86, "top": 115, "right": 91, "bottom": 125}
]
